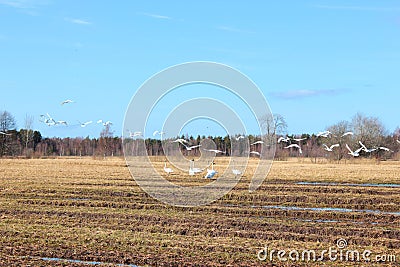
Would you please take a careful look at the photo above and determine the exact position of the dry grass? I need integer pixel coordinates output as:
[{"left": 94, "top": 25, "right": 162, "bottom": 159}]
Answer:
[{"left": 0, "top": 157, "right": 399, "bottom": 266}]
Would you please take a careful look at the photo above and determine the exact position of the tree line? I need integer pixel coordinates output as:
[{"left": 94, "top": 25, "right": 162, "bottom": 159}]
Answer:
[{"left": 1, "top": 110, "right": 399, "bottom": 161}]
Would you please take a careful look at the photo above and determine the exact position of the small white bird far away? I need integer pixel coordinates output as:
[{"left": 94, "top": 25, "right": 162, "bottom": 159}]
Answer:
[
  {"left": 251, "top": 141, "right": 264, "bottom": 145},
  {"left": 341, "top": 131, "right": 354, "bottom": 137},
  {"left": 61, "top": 99, "right": 74, "bottom": 105},
  {"left": 163, "top": 162, "right": 173, "bottom": 175}
]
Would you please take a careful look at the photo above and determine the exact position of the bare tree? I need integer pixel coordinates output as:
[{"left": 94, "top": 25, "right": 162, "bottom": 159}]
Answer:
[
  {"left": 23, "top": 114, "right": 34, "bottom": 157},
  {"left": 0, "top": 110, "right": 17, "bottom": 156},
  {"left": 351, "top": 113, "right": 387, "bottom": 148}
]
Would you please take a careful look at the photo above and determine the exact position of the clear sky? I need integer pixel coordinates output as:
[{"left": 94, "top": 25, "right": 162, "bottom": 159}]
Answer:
[{"left": 1, "top": 0, "right": 399, "bottom": 138}]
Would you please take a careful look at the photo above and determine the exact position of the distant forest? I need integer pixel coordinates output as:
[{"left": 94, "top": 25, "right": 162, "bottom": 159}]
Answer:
[{"left": 1, "top": 110, "right": 399, "bottom": 161}]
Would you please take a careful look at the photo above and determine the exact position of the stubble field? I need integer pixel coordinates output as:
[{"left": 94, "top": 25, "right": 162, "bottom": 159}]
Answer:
[{"left": 0, "top": 157, "right": 399, "bottom": 266}]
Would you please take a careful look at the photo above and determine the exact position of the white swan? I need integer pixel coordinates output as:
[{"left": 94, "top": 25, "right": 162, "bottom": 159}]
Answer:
[
  {"left": 164, "top": 162, "right": 173, "bottom": 175},
  {"left": 80, "top": 121, "right": 92, "bottom": 127},
  {"left": 341, "top": 132, "right": 354, "bottom": 137},
  {"left": 345, "top": 144, "right": 363, "bottom": 157},
  {"left": 204, "top": 162, "right": 217, "bottom": 179},
  {"left": 189, "top": 159, "right": 202, "bottom": 176},
  {"left": 203, "top": 148, "right": 224, "bottom": 154},
  {"left": 359, "top": 141, "right": 376, "bottom": 153},
  {"left": 323, "top": 144, "right": 339, "bottom": 152},
  {"left": 251, "top": 141, "right": 264, "bottom": 145},
  {"left": 232, "top": 160, "right": 242, "bottom": 177},
  {"left": 316, "top": 131, "right": 332, "bottom": 138},
  {"left": 277, "top": 136, "right": 290, "bottom": 143},
  {"left": 284, "top": 144, "right": 302, "bottom": 154}
]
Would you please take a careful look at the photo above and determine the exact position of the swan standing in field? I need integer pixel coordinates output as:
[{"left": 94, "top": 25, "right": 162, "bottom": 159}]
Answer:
[
  {"left": 204, "top": 161, "right": 217, "bottom": 179},
  {"left": 359, "top": 141, "right": 377, "bottom": 153},
  {"left": 189, "top": 159, "right": 202, "bottom": 176},
  {"left": 284, "top": 144, "right": 303, "bottom": 154},
  {"left": 345, "top": 144, "right": 363, "bottom": 157},
  {"left": 323, "top": 144, "right": 340, "bottom": 152},
  {"left": 163, "top": 162, "right": 173, "bottom": 175},
  {"left": 231, "top": 160, "right": 242, "bottom": 178}
]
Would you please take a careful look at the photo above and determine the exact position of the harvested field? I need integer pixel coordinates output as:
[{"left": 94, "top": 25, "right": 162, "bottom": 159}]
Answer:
[{"left": 0, "top": 157, "right": 399, "bottom": 266}]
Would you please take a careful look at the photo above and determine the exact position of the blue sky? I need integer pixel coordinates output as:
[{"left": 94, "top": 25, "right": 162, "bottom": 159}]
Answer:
[{"left": 1, "top": 0, "right": 399, "bottom": 138}]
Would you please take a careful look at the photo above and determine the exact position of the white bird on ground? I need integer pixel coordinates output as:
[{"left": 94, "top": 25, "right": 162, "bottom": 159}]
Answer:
[
  {"left": 153, "top": 130, "right": 165, "bottom": 136},
  {"left": 231, "top": 160, "right": 242, "bottom": 177},
  {"left": 203, "top": 148, "right": 225, "bottom": 154},
  {"left": 292, "top": 137, "right": 308, "bottom": 142},
  {"left": 249, "top": 151, "right": 261, "bottom": 156},
  {"left": 359, "top": 141, "right": 377, "bottom": 153},
  {"left": 317, "top": 131, "right": 332, "bottom": 138},
  {"left": 323, "top": 144, "right": 340, "bottom": 152},
  {"left": 235, "top": 135, "right": 245, "bottom": 141},
  {"left": 251, "top": 141, "right": 264, "bottom": 145},
  {"left": 341, "top": 132, "right": 354, "bottom": 137},
  {"left": 189, "top": 159, "right": 202, "bottom": 176},
  {"left": 61, "top": 99, "right": 74, "bottom": 105},
  {"left": 284, "top": 144, "right": 303, "bottom": 154},
  {"left": 79, "top": 121, "right": 92, "bottom": 127},
  {"left": 163, "top": 162, "right": 173, "bottom": 175},
  {"left": 345, "top": 144, "right": 363, "bottom": 157},
  {"left": 277, "top": 136, "right": 290, "bottom": 143},
  {"left": 0, "top": 131, "right": 11, "bottom": 136},
  {"left": 204, "top": 162, "right": 217, "bottom": 179}
]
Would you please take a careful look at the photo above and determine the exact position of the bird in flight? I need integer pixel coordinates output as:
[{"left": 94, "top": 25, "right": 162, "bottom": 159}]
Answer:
[
  {"left": 359, "top": 141, "right": 376, "bottom": 153},
  {"left": 345, "top": 144, "right": 363, "bottom": 157},
  {"left": 322, "top": 144, "right": 340, "bottom": 152},
  {"left": 203, "top": 148, "right": 224, "bottom": 154},
  {"left": 277, "top": 136, "right": 290, "bottom": 143},
  {"left": 251, "top": 141, "right": 264, "bottom": 145},
  {"left": 341, "top": 132, "right": 354, "bottom": 137},
  {"left": 97, "top": 120, "right": 112, "bottom": 126},
  {"left": 316, "top": 131, "right": 332, "bottom": 138},
  {"left": 235, "top": 135, "right": 245, "bottom": 141},
  {"left": 79, "top": 121, "right": 92, "bottom": 128},
  {"left": 182, "top": 144, "right": 202, "bottom": 151},
  {"left": 56, "top": 120, "right": 68, "bottom": 126},
  {"left": 153, "top": 130, "right": 165, "bottom": 136},
  {"left": 291, "top": 137, "right": 308, "bottom": 142},
  {"left": 0, "top": 131, "right": 11, "bottom": 136},
  {"left": 284, "top": 144, "right": 303, "bottom": 154},
  {"left": 61, "top": 99, "right": 74, "bottom": 105},
  {"left": 172, "top": 138, "right": 188, "bottom": 144}
]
